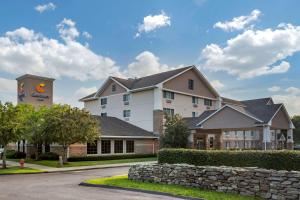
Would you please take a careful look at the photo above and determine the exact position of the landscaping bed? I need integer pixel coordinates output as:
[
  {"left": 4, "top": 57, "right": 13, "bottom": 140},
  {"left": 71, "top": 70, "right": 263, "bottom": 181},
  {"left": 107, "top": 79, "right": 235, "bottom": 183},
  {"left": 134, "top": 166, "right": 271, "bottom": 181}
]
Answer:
[
  {"left": 82, "top": 175, "right": 260, "bottom": 200},
  {"left": 0, "top": 166, "right": 44, "bottom": 175}
]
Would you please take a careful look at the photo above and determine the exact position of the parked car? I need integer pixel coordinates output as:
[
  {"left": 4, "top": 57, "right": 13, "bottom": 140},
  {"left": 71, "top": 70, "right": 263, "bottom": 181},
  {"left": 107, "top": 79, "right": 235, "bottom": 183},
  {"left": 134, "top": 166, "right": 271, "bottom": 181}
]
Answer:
[{"left": 294, "top": 144, "right": 300, "bottom": 150}]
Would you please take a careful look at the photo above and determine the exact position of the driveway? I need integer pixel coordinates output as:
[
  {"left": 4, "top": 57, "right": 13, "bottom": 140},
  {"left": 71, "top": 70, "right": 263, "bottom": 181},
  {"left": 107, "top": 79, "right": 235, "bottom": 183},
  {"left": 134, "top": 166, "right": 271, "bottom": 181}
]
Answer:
[{"left": 0, "top": 167, "right": 183, "bottom": 200}]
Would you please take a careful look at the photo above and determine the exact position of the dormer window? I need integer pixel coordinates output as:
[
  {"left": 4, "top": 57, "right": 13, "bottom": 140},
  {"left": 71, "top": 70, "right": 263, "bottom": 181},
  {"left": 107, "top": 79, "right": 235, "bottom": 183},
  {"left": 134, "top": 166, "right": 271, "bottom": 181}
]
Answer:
[
  {"left": 112, "top": 84, "right": 116, "bottom": 92},
  {"left": 188, "top": 79, "right": 194, "bottom": 90}
]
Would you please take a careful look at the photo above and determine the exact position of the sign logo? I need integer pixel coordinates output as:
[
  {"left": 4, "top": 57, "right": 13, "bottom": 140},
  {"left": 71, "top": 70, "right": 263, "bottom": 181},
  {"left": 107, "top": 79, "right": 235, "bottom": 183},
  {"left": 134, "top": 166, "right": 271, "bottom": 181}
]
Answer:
[
  {"left": 31, "top": 83, "right": 49, "bottom": 101},
  {"left": 36, "top": 83, "right": 46, "bottom": 93},
  {"left": 18, "top": 82, "right": 26, "bottom": 102}
]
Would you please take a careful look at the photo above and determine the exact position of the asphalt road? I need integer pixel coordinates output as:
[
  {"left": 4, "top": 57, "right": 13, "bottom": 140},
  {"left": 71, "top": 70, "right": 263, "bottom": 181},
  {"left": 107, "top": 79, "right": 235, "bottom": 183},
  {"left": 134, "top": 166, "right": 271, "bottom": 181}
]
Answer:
[{"left": 0, "top": 167, "right": 183, "bottom": 200}]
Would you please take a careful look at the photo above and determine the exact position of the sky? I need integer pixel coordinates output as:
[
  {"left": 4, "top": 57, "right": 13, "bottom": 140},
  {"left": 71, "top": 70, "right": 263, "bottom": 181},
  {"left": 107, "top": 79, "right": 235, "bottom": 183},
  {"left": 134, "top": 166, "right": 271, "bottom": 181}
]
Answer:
[{"left": 0, "top": 0, "right": 300, "bottom": 116}]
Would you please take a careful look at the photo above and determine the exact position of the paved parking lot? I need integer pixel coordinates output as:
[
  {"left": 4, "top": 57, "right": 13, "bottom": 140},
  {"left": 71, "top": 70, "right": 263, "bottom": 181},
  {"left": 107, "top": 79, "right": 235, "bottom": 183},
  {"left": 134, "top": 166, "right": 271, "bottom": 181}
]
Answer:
[{"left": 0, "top": 167, "right": 183, "bottom": 200}]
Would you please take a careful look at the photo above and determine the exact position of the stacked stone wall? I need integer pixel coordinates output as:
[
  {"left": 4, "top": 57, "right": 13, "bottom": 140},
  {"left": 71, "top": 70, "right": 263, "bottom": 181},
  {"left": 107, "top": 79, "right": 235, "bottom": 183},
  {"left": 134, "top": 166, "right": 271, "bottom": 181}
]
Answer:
[{"left": 129, "top": 164, "right": 300, "bottom": 200}]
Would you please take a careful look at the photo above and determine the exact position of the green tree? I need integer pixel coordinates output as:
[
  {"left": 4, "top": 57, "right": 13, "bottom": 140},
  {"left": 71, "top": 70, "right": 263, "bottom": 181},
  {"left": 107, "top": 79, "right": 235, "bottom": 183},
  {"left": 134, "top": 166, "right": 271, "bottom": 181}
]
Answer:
[
  {"left": 160, "top": 114, "right": 189, "bottom": 148},
  {"left": 0, "top": 102, "right": 22, "bottom": 168},
  {"left": 45, "top": 104, "right": 100, "bottom": 163},
  {"left": 292, "top": 116, "right": 300, "bottom": 144},
  {"left": 25, "top": 106, "right": 50, "bottom": 160}
]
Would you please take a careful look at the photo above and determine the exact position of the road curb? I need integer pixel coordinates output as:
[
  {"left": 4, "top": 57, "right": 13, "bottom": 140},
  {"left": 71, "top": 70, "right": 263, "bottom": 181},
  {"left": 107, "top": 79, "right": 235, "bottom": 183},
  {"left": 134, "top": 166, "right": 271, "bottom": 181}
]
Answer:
[{"left": 79, "top": 182, "right": 203, "bottom": 200}]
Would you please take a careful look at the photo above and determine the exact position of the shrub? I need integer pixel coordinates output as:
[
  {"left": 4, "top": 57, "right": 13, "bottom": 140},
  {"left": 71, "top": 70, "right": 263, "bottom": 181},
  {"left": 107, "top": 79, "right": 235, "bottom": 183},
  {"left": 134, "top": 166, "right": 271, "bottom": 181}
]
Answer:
[
  {"left": 39, "top": 152, "right": 59, "bottom": 160},
  {"left": 68, "top": 154, "right": 156, "bottom": 162},
  {"left": 6, "top": 151, "right": 27, "bottom": 159},
  {"left": 158, "top": 149, "right": 300, "bottom": 171}
]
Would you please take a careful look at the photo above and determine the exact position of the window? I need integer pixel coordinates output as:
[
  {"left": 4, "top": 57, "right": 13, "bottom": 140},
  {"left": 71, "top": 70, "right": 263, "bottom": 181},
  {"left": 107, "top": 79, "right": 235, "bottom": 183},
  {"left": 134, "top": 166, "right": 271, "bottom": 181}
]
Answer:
[
  {"left": 188, "top": 79, "right": 194, "bottom": 90},
  {"left": 204, "top": 99, "right": 212, "bottom": 106},
  {"left": 163, "top": 108, "right": 174, "bottom": 116},
  {"left": 114, "top": 140, "right": 123, "bottom": 153},
  {"left": 101, "top": 140, "right": 111, "bottom": 154},
  {"left": 101, "top": 98, "right": 107, "bottom": 105},
  {"left": 126, "top": 140, "right": 134, "bottom": 153},
  {"left": 87, "top": 140, "right": 98, "bottom": 154},
  {"left": 192, "top": 112, "right": 198, "bottom": 117},
  {"left": 209, "top": 137, "right": 214, "bottom": 148},
  {"left": 192, "top": 96, "right": 199, "bottom": 104},
  {"left": 163, "top": 91, "right": 174, "bottom": 99},
  {"left": 224, "top": 131, "right": 230, "bottom": 136},
  {"left": 112, "top": 84, "right": 116, "bottom": 92},
  {"left": 250, "top": 131, "right": 255, "bottom": 137},
  {"left": 123, "top": 110, "right": 131, "bottom": 118},
  {"left": 123, "top": 94, "right": 130, "bottom": 102},
  {"left": 101, "top": 113, "right": 107, "bottom": 117}
]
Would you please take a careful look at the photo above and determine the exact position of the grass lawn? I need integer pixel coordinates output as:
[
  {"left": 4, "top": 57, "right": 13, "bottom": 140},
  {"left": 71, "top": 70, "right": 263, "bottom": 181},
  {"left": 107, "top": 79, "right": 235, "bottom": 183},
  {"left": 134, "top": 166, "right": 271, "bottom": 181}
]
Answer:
[
  {"left": 84, "top": 175, "right": 261, "bottom": 200},
  {"left": 0, "top": 166, "right": 44, "bottom": 175},
  {"left": 11, "top": 157, "right": 157, "bottom": 168}
]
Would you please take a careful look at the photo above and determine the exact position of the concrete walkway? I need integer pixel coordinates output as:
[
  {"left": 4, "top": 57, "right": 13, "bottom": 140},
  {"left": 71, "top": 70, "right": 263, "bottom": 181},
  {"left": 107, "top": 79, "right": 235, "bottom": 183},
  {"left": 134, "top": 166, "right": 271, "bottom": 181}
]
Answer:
[{"left": 4, "top": 160, "right": 156, "bottom": 172}]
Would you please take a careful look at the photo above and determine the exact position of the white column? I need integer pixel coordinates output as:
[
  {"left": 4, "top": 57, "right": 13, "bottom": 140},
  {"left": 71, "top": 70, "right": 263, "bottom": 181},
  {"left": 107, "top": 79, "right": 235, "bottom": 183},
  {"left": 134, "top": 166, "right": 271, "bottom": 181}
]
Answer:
[
  {"left": 110, "top": 140, "right": 114, "bottom": 154},
  {"left": 263, "top": 126, "right": 271, "bottom": 150},
  {"left": 287, "top": 129, "right": 294, "bottom": 143},
  {"left": 216, "top": 96, "right": 222, "bottom": 109},
  {"left": 123, "top": 139, "right": 126, "bottom": 154},
  {"left": 188, "top": 130, "right": 195, "bottom": 148},
  {"left": 97, "top": 139, "right": 101, "bottom": 155},
  {"left": 154, "top": 85, "right": 163, "bottom": 110}
]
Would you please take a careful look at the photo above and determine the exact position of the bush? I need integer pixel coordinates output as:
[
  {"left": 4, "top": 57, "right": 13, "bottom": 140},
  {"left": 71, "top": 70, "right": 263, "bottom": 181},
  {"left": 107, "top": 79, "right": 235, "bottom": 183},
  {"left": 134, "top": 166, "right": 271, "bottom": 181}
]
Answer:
[
  {"left": 68, "top": 154, "right": 156, "bottom": 162},
  {"left": 6, "top": 151, "right": 27, "bottom": 159},
  {"left": 158, "top": 149, "right": 300, "bottom": 171},
  {"left": 39, "top": 152, "right": 59, "bottom": 160}
]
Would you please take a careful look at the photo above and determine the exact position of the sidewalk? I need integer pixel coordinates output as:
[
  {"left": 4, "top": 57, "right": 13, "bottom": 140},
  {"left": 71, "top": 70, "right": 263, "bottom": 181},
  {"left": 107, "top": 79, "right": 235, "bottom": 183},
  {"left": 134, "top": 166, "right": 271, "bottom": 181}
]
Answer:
[{"left": 4, "top": 160, "right": 156, "bottom": 173}]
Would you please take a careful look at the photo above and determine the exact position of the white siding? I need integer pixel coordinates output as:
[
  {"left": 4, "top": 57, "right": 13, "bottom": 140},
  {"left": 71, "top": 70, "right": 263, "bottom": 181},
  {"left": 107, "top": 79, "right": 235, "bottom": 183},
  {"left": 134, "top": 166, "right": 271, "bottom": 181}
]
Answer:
[
  {"left": 84, "top": 90, "right": 155, "bottom": 132},
  {"left": 162, "top": 92, "right": 218, "bottom": 118}
]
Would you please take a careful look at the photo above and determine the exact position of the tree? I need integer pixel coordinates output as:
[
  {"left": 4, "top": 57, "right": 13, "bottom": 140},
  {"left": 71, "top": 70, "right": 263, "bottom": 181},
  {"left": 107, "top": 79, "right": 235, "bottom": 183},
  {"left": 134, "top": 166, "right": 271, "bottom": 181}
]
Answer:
[
  {"left": 45, "top": 104, "right": 100, "bottom": 163},
  {"left": 24, "top": 105, "right": 49, "bottom": 160},
  {"left": 160, "top": 114, "right": 189, "bottom": 148},
  {"left": 0, "top": 102, "right": 22, "bottom": 168},
  {"left": 292, "top": 116, "right": 300, "bottom": 144}
]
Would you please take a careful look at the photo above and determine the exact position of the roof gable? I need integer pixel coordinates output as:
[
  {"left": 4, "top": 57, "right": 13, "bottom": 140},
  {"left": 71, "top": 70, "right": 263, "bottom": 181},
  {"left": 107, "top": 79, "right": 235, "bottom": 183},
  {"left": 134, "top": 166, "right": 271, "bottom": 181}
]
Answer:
[{"left": 162, "top": 67, "right": 219, "bottom": 99}]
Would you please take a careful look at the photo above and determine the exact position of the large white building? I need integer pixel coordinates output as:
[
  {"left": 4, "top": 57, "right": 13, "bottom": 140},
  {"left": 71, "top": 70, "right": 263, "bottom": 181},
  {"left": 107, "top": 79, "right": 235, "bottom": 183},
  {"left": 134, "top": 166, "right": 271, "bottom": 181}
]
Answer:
[{"left": 80, "top": 66, "right": 295, "bottom": 155}]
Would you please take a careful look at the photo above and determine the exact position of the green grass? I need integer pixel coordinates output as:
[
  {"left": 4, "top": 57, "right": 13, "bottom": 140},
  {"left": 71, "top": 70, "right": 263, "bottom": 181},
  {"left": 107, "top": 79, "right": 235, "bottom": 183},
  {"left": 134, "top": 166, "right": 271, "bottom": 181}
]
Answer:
[
  {"left": 0, "top": 166, "right": 44, "bottom": 175},
  {"left": 84, "top": 175, "right": 261, "bottom": 200},
  {"left": 11, "top": 157, "right": 157, "bottom": 168}
]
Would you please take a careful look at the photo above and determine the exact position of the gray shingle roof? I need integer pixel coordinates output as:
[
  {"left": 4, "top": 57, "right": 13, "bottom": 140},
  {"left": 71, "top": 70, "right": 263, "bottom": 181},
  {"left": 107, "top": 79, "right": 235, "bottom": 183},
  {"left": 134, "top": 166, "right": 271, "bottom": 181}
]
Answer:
[
  {"left": 79, "top": 92, "right": 96, "bottom": 101},
  {"left": 93, "top": 116, "right": 157, "bottom": 138},
  {"left": 222, "top": 97, "right": 245, "bottom": 107},
  {"left": 183, "top": 110, "right": 216, "bottom": 129},
  {"left": 113, "top": 66, "right": 193, "bottom": 90},
  {"left": 183, "top": 97, "right": 284, "bottom": 129}
]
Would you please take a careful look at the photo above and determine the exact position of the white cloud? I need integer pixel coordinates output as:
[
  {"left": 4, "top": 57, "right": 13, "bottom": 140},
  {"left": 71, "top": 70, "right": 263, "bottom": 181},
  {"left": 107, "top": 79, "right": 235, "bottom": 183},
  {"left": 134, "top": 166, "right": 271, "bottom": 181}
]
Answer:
[
  {"left": 273, "top": 94, "right": 300, "bottom": 116},
  {"left": 57, "top": 18, "right": 80, "bottom": 41},
  {"left": 268, "top": 86, "right": 281, "bottom": 92},
  {"left": 35, "top": 2, "right": 56, "bottom": 13},
  {"left": 82, "top": 31, "right": 92, "bottom": 39},
  {"left": 135, "top": 11, "right": 171, "bottom": 38},
  {"left": 201, "top": 24, "right": 300, "bottom": 79},
  {"left": 74, "top": 86, "right": 97, "bottom": 98},
  {"left": 0, "top": 77, "right": 17, "bottom": 104},
  {"left": 0, "top": 23, "right": 122, "bottom": 81},
  {"left": 214, "top": 9, "right": 261, "bottom": 32},
  {"left": 210, "top": 80, "right": 224, "bottom": 90},
  {"left": 286, "top": 87, "right": 300, "bottom": 95},
  {"left": 125, "top": 51, "right": 176, "bottom": 78}
]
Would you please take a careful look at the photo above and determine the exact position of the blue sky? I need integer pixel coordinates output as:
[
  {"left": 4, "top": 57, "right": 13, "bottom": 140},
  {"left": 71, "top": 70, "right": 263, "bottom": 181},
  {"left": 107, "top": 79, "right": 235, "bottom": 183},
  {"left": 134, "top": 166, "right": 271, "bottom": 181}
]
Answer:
[{"left": 0, "top": 0, "right": 300, "bottom": 115}]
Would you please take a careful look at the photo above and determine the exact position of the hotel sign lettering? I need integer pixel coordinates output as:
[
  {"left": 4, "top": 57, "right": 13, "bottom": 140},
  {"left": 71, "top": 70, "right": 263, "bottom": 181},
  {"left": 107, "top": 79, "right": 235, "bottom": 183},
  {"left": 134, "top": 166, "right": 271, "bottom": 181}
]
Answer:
[{"left": 31, "top": 83, "right": 49, "bottom": 101}]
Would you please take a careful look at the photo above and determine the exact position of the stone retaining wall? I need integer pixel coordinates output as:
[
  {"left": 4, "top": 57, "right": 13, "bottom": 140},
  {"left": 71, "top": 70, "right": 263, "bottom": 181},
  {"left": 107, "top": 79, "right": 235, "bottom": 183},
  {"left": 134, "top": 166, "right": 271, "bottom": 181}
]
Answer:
[{"left": 128, "top": 164, "right": 300, "bottom": 200}]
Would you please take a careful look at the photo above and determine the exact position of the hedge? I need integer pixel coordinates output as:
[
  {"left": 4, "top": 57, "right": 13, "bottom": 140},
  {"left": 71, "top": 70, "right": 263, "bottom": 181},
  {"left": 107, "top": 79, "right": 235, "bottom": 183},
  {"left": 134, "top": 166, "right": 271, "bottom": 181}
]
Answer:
[
  {"left": 158, "top": 149, "right": 300, "bottom": 171},
  {"left": 68, "top": 153, "right": 156, "bottom": 162}
]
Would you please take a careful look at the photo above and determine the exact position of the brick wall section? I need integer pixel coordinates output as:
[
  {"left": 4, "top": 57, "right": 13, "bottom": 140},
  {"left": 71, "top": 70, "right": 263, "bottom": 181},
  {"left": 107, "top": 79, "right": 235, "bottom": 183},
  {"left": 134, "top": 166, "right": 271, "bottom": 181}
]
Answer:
[
  {"left": 69, "top": 143, "right": 87, "bottom": 157},
  {"left": 128, "top": 164, "right": 300, "bottom": 200}
]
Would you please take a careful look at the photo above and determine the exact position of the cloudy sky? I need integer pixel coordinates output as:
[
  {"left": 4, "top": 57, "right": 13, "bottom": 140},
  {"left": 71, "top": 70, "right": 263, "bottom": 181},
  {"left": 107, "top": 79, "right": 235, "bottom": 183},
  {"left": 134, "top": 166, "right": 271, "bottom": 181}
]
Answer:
[{"left": 0, "top": 0, "right": 300, "bottom": 115}]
